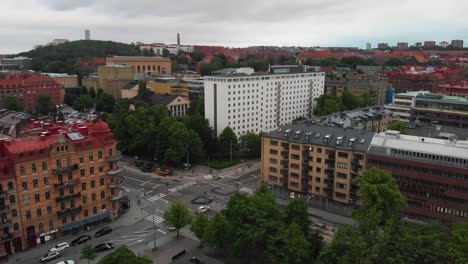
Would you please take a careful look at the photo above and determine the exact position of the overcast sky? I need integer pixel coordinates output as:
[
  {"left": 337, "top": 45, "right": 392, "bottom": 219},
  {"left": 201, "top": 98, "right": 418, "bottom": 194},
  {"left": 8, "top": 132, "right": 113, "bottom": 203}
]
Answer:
[{"left": 1, "top": 0, "right": 467, "bottom": 54}]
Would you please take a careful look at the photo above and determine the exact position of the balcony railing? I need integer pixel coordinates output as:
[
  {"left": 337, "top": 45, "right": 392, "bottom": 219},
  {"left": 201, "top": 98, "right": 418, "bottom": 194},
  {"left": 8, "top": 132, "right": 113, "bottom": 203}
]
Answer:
[
  {"left": 57, "top": 206, "right": 82, "bottom": 217},
  {"left": 108, "top": 166, "right": 124, "bottom": 176},
  {"left": 0, "top": 219, "right": 11, "bottom": 228},
  {"left": 55, "top": 192, "right": 81, "bottom": 202},
  {"left": 53, "top": 164, "right": 78, "bottom": 175},
  {"left": 0, "top": 205, "right": 8, "bottom": 213},
  {"left": 0, "top": 190, "right": 7, "bottom": 198},
  {"left": 54, "top": 179, "right": 80, "bottom": 189},
  {"left": 107, "top": 154, "right": 123, "bottom": 162},
  {"left": 0, "top": 233, "right": 12, "bottom": 241}
]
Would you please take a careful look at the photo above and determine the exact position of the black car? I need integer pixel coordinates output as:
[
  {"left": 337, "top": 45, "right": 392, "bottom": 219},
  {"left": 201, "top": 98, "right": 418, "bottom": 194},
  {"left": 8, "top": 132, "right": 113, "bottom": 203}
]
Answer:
[
  {"left": 95, "top": 226, "right": 112, "bottom": 237},
  {"left": 71, "top": 235, "right": 91, "bottom": 246},
  {"left": 190, "top": 257, "right": 204, "bottom": 264},
  {"left": 95, "top": 243, "right": 114, "bottom": 252}
]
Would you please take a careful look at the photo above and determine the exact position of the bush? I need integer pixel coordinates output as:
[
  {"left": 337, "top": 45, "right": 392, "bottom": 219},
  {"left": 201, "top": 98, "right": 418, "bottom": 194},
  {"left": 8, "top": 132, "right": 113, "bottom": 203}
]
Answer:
[{"left": 207, "top": 159, "right": 241, "bottom": 169}]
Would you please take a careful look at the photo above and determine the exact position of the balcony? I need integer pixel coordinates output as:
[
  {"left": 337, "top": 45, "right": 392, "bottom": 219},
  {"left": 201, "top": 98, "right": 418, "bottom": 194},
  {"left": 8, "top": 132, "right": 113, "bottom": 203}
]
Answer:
[
  {"left": 55, "top": 192, "right": 81, "bottom": 202},
  {"left": 0, "top": 233, "right": 12, "bottom": 242},
  {"left": 0, "top": 190, "right": 6, "bottom": 198},
  {"left": 107, "top": 154, "right": 123, "bottom": 162},
  {"left": 109, "top": 183, "right": 119, "bottom": 188},
  {"left": 109, "top": 190, "right": 124, "bottom": 201},
  {"left": 0, "top": 219, "right": 11, "bottom": 228},
  {"left": 54, "top": 179, "right": 80, "bottom": 189},
  {"left": 53, "top": 164, "right": 78, "bottom": 175},
  {"left": 108, "top": 166, "right": 124, "bottom": 176},
  {"left": 0, "top": 205, "right": 8, "bottom": 214},
  {"left": 57, "top": 206, "right": 82, "bottom": 217}
]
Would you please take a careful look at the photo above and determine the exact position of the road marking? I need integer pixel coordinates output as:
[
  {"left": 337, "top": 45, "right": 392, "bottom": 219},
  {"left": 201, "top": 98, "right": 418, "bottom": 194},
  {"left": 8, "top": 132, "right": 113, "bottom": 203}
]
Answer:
[
  {"left": 168, "top": 181, "right": 196, "bottom": 192},
  {"left": 147, "top": 193, "right": 166, "bottom": 201},
  {"left": 127, "top": 239, "right": 145, "bottom": 246},
  {"left": 157, "top": 229, "right": 167, "bottom": 234},
  {"left": 144, "top": 214, "right": 165, "bottom": 224}
]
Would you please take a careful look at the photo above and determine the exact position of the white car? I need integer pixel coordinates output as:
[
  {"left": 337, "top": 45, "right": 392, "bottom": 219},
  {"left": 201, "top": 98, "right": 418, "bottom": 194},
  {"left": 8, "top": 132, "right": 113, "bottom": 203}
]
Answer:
[
  {"left": 57, "top": 261, "right": 75, "bottom": 264},
  {"left": 49, "top": 242, "right": 70, "bottom": 253},
  {"left": 40, "top": 251, "right": 60, "bottom": 262},
  {"left": 197, "top": 205, "right": 209, "bottom": 213}
]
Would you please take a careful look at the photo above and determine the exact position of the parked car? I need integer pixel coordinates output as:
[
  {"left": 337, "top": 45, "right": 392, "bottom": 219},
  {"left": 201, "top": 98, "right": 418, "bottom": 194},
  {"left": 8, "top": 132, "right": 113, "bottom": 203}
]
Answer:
[
  {"left": 56, "top": 261, "right": 75, "bottom": 264},
  {"left": 95, "top": 243, "right": 114, "bottom": 252},
  {"left": 40, "top": 252, "right": 60, "bottom": 263},
  {"left": 71, "top": 235, "right": 91, "bottom": 246},
  {"left": 196, "top": 206, "right": 209, "bottom": 213},
  {"left": 155, "top": 167, "right": 173, "bottom": 176},
  {"left": 49, "top": 242, "right": 70, "bottom": 252},
  {"left": 95, "top": 226, "right": 112, "bottom": 237},
  {"left": 190, "top": 257, "right": 204, "bottom": 264},
  {"left": 167, "top": 225, "right": 176, "bottom": 231}
]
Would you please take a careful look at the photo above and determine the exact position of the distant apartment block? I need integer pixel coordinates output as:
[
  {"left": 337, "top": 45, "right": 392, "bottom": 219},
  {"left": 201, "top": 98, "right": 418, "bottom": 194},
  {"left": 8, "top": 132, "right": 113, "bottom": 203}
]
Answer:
[
  {"left": 45, "top": 73, "right": 79, "bottom": 89},
  {"left": 377, "top": 43, "right": 389, "bottom": 49},
  {"left": 325, "top": 78, "right": 390, "bottom": 106},
  {"left": 106, "top": 56, "right": 172, "bottom": 75},
  {"left": 439, "top": 41, "right": 449, "bottom": 48},
  {"left": 97, "top": 64, "right": 135, "bottom": 99},
  {"left": 424, "top": 41, "right": 436, "bottom": 47},
  {"left": 385, "top": 91, "right": 431, "bottom": 122},
  {"left": 396, "top": 42, "right": 409, "bottom": 50},
  {"left": 0, "top": 57, "right": 32, "bottom": 71},
  {"left": 411, "top": 94, "right": 468, "bottom": 128},
  {"left": 137, "top": 43, "right": 194, "bottom": 55},
  {"left": 451, "top": 39, "right": 464, "bottom": 48},
  {"left": 146, "top": 78, "right": 189, "bottom": 98},
  {"left": 183, "top": 78, "right": 204, "bottom": 102},
  {"left": 47, "top": 39, "right": 69, "bottom": 46},
  {"left": 204, "top": 65, "right": 325, "bottom": 136}
]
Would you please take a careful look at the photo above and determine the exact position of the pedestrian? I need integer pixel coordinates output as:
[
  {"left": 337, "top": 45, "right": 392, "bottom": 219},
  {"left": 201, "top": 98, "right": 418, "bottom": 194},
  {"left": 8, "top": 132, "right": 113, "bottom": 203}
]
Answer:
[{"left": 137, "top": 199, "right": 140, "bottom": 205}]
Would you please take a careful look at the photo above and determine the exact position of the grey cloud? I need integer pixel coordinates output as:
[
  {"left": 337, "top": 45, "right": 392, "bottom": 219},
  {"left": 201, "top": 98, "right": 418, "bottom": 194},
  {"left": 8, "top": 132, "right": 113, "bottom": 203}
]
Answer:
[{"left": 41, "top": 0, "right": 96, "bottom": 11}]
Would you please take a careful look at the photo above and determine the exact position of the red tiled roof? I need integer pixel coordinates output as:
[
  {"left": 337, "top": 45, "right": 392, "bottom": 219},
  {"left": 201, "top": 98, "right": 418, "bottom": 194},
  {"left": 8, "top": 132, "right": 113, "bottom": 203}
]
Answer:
[{"left": 296, "top": 50, "right": 334, "bottom": 59}]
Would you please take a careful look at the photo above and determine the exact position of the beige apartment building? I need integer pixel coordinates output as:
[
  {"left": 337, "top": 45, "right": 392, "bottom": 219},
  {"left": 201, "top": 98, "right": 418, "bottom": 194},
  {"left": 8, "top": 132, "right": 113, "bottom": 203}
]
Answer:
[
  {"left": 97, "top": 65, "right": 135, "bottom": 99},
  {"left": 106, "top": 56, "right": 172, "bottom": 75},
  {"left": 46, "top": 74, "right": 79, "bottom": 89},
  {"left": 261, "top": 121, "right": 374, "bottom": 204}
]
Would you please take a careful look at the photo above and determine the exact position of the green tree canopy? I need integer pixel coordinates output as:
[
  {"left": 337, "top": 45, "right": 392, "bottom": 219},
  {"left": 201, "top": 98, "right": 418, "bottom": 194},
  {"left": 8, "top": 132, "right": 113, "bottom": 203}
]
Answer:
[
  {"left": 162, "top": 48, "right": 171, "bottom": 58},
  {"left": 80, "top": 243, "right": 96, "bottom": 264},
  {"left": 96, "top": 93, "right": 116, "bottom": 113},
  {"left": 204, "top": 212, "right": 233, "bottom": 255},
  {"left": 267, "top": 222, "right": 311, "bottom": 264},
  {"left": 239, "top": 132, "right": 262, "bottom": 158},
  {"left": 388, "top": 120, "right": 410, "bottom": 135},
  {"left": 190, "top": 212, "right": 209, "bottom": 247},
  {"left": 73, "top": 94, "right": 94, "bottom": 112},
  {"left": 284, "top": 198, "right": 310, "bottom": 236},
  {"left": 97, "top": 246, "right": 151, "bottom": 264},
  {"left": 218, "top": 127, "right": 238, "bottom": 159},
  {"left": 35, "top": 94, "right": 53, "bottom": 115},
  {"left": 163, "top": 201, "right": 193, "bottom": 239},
  {"left": 3, "top": 96, "right": 22, "bottom": 111}
]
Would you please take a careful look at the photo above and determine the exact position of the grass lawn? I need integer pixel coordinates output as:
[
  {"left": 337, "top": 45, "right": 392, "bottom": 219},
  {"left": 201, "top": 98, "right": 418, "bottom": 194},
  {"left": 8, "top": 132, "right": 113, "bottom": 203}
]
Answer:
[{"left": 207, "top": 159, "right": 241, "bottom": 170}]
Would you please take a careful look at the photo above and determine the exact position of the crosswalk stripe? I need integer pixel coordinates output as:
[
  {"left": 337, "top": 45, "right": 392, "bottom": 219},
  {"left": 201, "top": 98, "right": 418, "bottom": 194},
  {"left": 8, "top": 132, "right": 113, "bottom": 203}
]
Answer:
[
  {"left": 147, "top": 193, "right": 166, "bottom": 201},
  {"left": 144, "top": 215, "right": 165, "bottom": 224},
  {"left": 168, "top": 181, "right": 196, "bottom": 192}
]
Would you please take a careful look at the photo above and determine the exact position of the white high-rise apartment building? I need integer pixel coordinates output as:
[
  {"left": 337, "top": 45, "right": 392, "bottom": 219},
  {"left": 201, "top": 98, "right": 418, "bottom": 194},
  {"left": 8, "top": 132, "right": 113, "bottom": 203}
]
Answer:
[{"left": 205, "top": 66, "right": 325, "bottom": 136}]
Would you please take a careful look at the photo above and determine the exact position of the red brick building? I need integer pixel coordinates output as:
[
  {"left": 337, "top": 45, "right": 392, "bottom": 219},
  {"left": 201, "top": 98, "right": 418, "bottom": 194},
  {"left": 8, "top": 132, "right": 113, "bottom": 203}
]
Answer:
[
  {"left": 438, "top": 80, "right": 468, "bottom": 98},
  {"left": 0, "top": 119, "right": 122, "bottom": 255},
  {"left": 0, "top": 74, "right": 64, "bottom": 112}
]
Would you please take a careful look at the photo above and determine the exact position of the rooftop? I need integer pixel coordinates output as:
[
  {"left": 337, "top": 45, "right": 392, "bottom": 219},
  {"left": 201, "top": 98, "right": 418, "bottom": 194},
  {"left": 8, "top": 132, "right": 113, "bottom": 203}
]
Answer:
[
  {"left": 415, "top": 94, "right": 468, "bottom": 104},
  {"left": 395, "top": 90, "right": 431, "bottom": 97},
  {"left": 45, "top": 73, "right": 78, "bottom": 78},
  {"left": 146, "top": 93, "right": 179, "bottom": 106},
  {"left": 264, "top": 121, "right": 375, "bottom": 153},
  {"left": 316, "top": 106, "right": 393, "bottom": 129}
]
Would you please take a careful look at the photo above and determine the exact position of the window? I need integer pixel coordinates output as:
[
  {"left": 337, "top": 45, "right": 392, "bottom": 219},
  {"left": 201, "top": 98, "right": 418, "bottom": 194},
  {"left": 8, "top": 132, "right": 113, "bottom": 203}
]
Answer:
[
  {"left": 291, "top": 144, "right": 300, "bottom": 150},
  {"left": 21, "top": 181, "right": 27, "bottom": 191},
  {"left": 56, "top": 159, "right": 62, "bottom": 168},
  {"left": 269, "top": 158, "right": 278, "bottom": 164},
  {"left": 89, "top": 152, "right": 94, "bottom": 161},
  {"left": 9, "top": 195, "right": 15, "bottom": 204},
  {"left": 90, "top": 167, "right": 94, "bottom": 175},
  {"left": 36, "top": 208, "right": 42, "bottom": 217},
  {"left": 92, "top": 193, "right": 96, "bottom": 201},
  {"left": 60, "top": 202, "right": 66, "bottom": 210},
  {"left": 99, "top": 164, "right": 104, "bottom": 173},
  {"left": 269, "top": 167, "right": 278, "bottom": 173},
  {"left": 34, "top": 193, "right": 40, "bottom": 202},
  {"left": 336, "top": 183, "right": 347, "bottom": 189},
  {"left": 291, "top": 163, "right": 300, "bottom": 169},
  {"left": 82, "top": 183, "right": 87, "bottom": 191},
  {"left": 270, "top": 140, "right": 278, "bottom": 146},
  {"left": 317, "top": 148, "right": 322, "bottom": 153},
  {"left": 337, "top": 162, "right": 348, "bottom": 169},
  {"left": 11, "top": 209, "right": 17, "bottom": 218},
  {"left": 337, "top": 173, "right": 347, "bottom": 179},
  {"left": 7, "top": 182, "right": 13, "bottom": 190},
  {"left": 80, "top": 169, "right": 85, "bottom": 177},
  {"left": 91, "top": 180, "right": 96, "bottom": 188},
  {"left": 291, "top": 154, "right": 300, "bottom": 160},
  {"left": 42, "top": 162, "right": 48, "bottom": 171},
  {"left": 270, "top": 149, "right": 278, "bottom": 155},
  {"left": 13, "top": 223, "right": 19, "bottom": 231},
  {"left": 101, "top": 191, "right": 105, "bottom": 199},
  {"left": 20, "top": 166, "right": 25, "bottom": 175},
  {"left": 79, "top": 155, "right": 84, "bottom": 163},
  {"left": 38, "top": 223, "right": 44, "bottom": 232},
  {"left": 49, "top": 220, "right": 54, "bottom": 229},
  {"left": 43, "top": 176, "right": 49, "bottom": 186},
  {"left": 338, "top": 152, "right": 349, "bottom": 158},
  {"left": 69, "top": 186, "right": 74, "bottom": 194},
  {"left": 93, "top": 207, "right": 97, "bottom": 214},
  {"left": 316, "top": 167, "right": 321, "bottom": 173},
  {"left": 31, "top": 163, "right": 37, "bottom": 173},
  {"left": 82, "top": 195, "right": 87, "bottom": 204},
  {"left": 68, "top": 172, "right": 73, "bottom": 181},
  {"left": 100, "top": 177, "right": 104, "bottom": 186},
  {"left": 47, "top": 206, "right": 52, "bottom": 215},
  {"left": 26, "top": 211, "right": 31, "bottom": 220},
  {"left": 62, "top": 217, "right": 67, "bottom": 224},
  {"left": 84, "top": 209, "right": 88, "bottom": 217},
  {"left": 98, "top": 151, "right": 103, "bottom": 160},
  {"left": 33, "top": 178, "right": 39, "bottom": 188},
  {"left": 59, "top": 189, "right": 64, "bottom": 196}
]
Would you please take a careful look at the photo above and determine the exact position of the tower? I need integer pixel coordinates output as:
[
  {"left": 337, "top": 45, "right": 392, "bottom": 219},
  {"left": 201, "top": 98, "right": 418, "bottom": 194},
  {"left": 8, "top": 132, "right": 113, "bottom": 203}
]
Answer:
[
  {"left": 85, "top": 29, "right": 90, "bottom": 40},
  {"left": 177, "top": 33, "right": 180, "bottom": 46},
  {"left": 366, "top": 42, "right": 371, "bottom": 50}
]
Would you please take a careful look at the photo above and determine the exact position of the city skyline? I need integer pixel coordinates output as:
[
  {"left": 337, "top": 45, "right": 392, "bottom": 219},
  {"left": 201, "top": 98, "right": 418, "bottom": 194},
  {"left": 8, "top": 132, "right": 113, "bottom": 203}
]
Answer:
[{"left": 1, "top": 0, "right": 467, "bottom": 54}]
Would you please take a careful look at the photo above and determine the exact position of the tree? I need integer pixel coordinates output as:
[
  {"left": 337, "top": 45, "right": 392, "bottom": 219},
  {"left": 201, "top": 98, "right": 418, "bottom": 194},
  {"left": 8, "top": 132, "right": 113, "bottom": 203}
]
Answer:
[
  {"left": 89, "top": 87, "right": 96, "bottom": 98},
  {"left": 96, "top": 93, "right": 116, "bottom": 113},
  {"left": 200, "top": 63, "right": 222, "bottom": 76},
  {"left": 190, "top": 212, "right": 209, "bottom": 247},
  {"left": 35, "top": 94, "right": 53, "bottom": 115},
  {"left": 204, "top": 212, "right": 232, "bottom": 255},
  {"left": 165, "top": 122, "right": 192, "bottom": 164},
  {"left": 80, "top": 243, "right": 96, "bottom": 264},
  {"left": 388, "top": 120, "right": 410, "bottom": 135},
  {"left": 162, "top": 48, "right": 171, "bottom": 58},
  {"left": 239, "top": 132, "right": 261, "bottom": 158},
  {"left": 97, "top": 246, "right": 151, "bottom": 264},
  {"left": 73, "top": 94, "right": 94, "bottom": 112},
  {"left": 448, "top": 222, "right": 468, "bottom": 263},
  {"left": 164, "top": 201, "right": 193, "bottom": 239},
  {"left": 266, "top": 223, "right": 311, "bottom": 264},
  {"left": 142, "top": 48, "right": 155, "bottom": 56},
  {"left": 384, "top": 58, "right": 405, "bottom": 67},
  {"left": 218, "top": 127, "right": 238, "bottom": 159},
  {"left": 284, "top": 198, "right": 310, "bottom": 236},
  {"left": 3, "top": 96, "right": 22, "bottom": 111}
]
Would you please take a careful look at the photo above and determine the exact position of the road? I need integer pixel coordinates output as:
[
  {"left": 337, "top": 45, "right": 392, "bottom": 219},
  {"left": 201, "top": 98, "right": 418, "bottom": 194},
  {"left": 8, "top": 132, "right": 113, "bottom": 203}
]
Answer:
[{"left": 10, "top": 161, "right": 260, "bottom": 264}]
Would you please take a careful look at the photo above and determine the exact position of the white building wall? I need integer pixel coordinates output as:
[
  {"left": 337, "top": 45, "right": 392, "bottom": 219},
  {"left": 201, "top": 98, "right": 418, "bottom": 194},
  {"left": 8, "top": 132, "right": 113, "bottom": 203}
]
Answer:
[{"left": 205, "top": 72, "right": 325, "bottom": 137}]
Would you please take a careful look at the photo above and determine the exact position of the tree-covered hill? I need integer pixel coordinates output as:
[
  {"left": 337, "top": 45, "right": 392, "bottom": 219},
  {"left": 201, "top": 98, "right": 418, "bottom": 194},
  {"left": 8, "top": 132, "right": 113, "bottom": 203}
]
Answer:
[{"left": 17, "top": 40, "right": 142, "bottom": 76}]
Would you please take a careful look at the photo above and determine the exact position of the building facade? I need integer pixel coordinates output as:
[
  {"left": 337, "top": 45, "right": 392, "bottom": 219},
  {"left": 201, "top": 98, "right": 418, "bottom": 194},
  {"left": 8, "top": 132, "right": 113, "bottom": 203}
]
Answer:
[
  {"left": 0, "top": 119, "right": 122, "bottom": 254},
  {"left": 204, "top": 67, "right": 325, "bottom": 136},
  {"left": 396, "top": 42, "right": 409, "bottom": 50},
  {"left": 146, "top": 78, "right": 189, "bottom": 98},
  {"left": 146, "top": 94, "right": 190, "bottom": 116},
  {"left": 97, "top": 65, "right": 135, "bottom": 99},
  {"left": 411, "top": 94, "right": 468, "bottom": 128},
  {"left": 384, "top": 91, "right": 431, "bottom": 122},
  {"left": 451, "top": 40, "right": 464, "bottom": 48},
  {"left": 45, "top": 74, "right": 79, "bottom": 89},
  {"left": 325, "top": 78, "right": 390, "bottom": 106},
  {"left": 261, "top": 122, "right": 374, "bottom": 204},
  {"left": 184, "top": 78, "right": 204, "bottom": 102},
  {"left": 106, "top": 56, "right": 172, "bottom": 75},
  {"left": 367, "top": 131, "right": 468, "bottom": 222},
  {"left": 438, "top": 80, "right": 468, "bottom": 98},
  {"left": 377, "top": 43, "right": 389, "bottom": 50},
  {"left": 423, "top": 41, "right": 436, "bottom": 47},
  {"left": 0, "top": 57, "right": 32, "bottom": 71}
]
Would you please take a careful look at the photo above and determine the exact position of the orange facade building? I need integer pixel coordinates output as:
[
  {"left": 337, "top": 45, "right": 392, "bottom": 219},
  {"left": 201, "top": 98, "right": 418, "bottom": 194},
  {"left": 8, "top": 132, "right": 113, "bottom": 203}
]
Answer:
[{"left": 0, "top": 119, "right": 122, "bottom": 254}]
